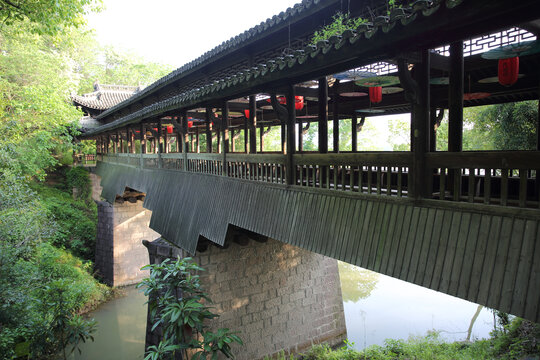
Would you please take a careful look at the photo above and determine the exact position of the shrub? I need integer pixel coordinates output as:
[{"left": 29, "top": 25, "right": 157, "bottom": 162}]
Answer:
[{"left": 138, "top": 257, "right": 243, "bottom": 360}]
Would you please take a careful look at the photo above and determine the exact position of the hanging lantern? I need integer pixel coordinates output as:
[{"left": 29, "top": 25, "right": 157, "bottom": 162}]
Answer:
[
  {"left": 244, "top": 110, "right": 250, "bottom": 118},
  {"left": 369, "top": 86, "right": 383, "bottom": 103},
  {"left": 295, "top": 96, "right": 304, "bottom": 110},
  {"left": 498, "top": 57, "right": 519, "bottom": 86},
  {"left": 188, "top": 121, "right": 193, "bottom": 128},
  {"left": 166, "top": 126, "right": 173, "bottom": 134}
]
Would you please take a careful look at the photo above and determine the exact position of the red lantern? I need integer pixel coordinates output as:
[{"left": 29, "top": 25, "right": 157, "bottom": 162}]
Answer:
[
  {"left": 498, "top": 57, "right": 519, "bottom": 86},
  {"left": 166, "top": 126, "right": 173, "bottom": 134},
  {"left": 295, "top": 96, "right": 304, "bottom": 110},
  {"left": 187, "top": 121, "right": 193, "bottom": 128},
  {"left": 265, "top": 96, "right": 304, "bottom": 110},
  {"left": 244, "top": 110, "right": 250, "bottom": 118},
  {"left": 369, "top": 86, "right": 383, "bottom": 103}
]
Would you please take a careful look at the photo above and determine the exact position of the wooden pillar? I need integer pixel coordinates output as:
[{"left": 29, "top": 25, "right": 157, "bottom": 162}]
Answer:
[
  {"left": 195, "top": 127, "right": 200, "bottom": 153},
  {"left": 222, "top": 102, "right": 229, "bottom": 175},
  {"left": 298, "top": 118, "right": 303, "bottom": 153},
  {"left": 205, "top": 109, "right": 212, "bottom": 153},
  {"left": 449, "top": 41, "right": 464, "bottom": 201},
  {"left": 537, "top": 81, "right": 540, "bottom": 151},
  {"left": 318, "top": 77, "right": 328, "bottom": 187},
  {"left": 118, "top": 129, "right": 123, "bottom": 153},
  {"left": 182, "top": 114, "right": 189, "bottom": 154},
  {"left": 333, "top": 79, "right": 340, "bottom": 152},
  {"left": 244, "top": 116, "right": 248, "bottom": 153},
  {"left": 430, "top": 106, "right": 437, "bottom": 152},
  {"left": 318, "top": 77, "right": 328, "bottom": 154},
  {"left": 410, "top": 49, "right": 431, "bottom": 199},
  {"left": 141, "top": 124, "right": 146, "bottom": 154},
  {"left": 249, "top": 95, "right": 257, "bottom": 153},
  {"left": 181, "top": 113, "right": 189, "bottom": 171},
  {"left": 163, "top": 123, "right": 168, "bottom": 154},
  {"left": 231, "top": 130, "right": 236, "bottom": 152},
  {"left": 281, "top": 117, "right": 286, "bottom": 153},
  {"left": 217, "top": 127, "right": 221, "bottom": 153},
  {"left": 175, "top": 118, "right": 181, "bottom": 153},
  {"left": 352, "top": 113, "right": 358, "bottom": 152},
  {"left": 259, "top": 124, "right": 264, "bottom": 152},
  {"left": 286, "top": 84, "right": 296, "bottom": 185},
  {"left": 157, "top": 118, "right": 163, "bottom": 168}
]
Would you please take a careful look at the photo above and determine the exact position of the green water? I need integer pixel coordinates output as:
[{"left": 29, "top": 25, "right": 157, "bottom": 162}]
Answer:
[
  {"left": 69, "top": 286, "right": 146, "bottom": 360},
  {"left": 73, "top": 264, "right": 494, "bottom": 357}
]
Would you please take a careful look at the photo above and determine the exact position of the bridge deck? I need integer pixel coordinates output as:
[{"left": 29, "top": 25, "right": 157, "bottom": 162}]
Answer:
[{"left": 96, "top": 159, "right": 540, "bottom": 323}]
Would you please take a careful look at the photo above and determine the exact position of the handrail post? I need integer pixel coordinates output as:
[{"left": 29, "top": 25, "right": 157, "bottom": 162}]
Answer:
[{"left": 286, "top": 84, "right": 296, "bottom": 185}]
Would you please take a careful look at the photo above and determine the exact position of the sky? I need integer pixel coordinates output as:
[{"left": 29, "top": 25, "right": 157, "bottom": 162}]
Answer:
[{"left": 87, "top": 0, "right": 300, "bottom": 68}]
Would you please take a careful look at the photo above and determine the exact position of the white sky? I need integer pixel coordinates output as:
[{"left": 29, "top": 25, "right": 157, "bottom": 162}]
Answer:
[{"left": 87, "top": 0, "right": 300, "bottom": 68}]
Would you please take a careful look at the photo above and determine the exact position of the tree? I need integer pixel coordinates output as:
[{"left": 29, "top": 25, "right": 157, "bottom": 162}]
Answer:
[
  {"left": 436, "top": 101, "right": 538, "bottom": 151},
  {"left": 0, "top": 0, "right": 102, "bottom": 35}
]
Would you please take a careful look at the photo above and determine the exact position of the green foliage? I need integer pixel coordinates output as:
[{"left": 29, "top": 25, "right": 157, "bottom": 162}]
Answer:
[
  {"left": 30, "top": 180, "right": 97, "bottom": 261},
  {"left": 66, "top": 166, "right": 92, "bottom": 202},
  {"left": 490, "top": 313, "right": 540, "bottom": 359},
  {"left": 0, "top": 241, "right": 108, "bottom": 359},
  {"left": 138, "top": 257, "right": 243, "bottom": 360},
  {"left": 0, "top": 0, "right": 102, "bottom": 35},
  {"left": 298, "top": 333, "right": 491, "bottom": 360},
  {"left": 436, "top": 101, "right": 538, "bottom": 151},
  {"left": 312, "top": 12, "right": 367, "bottom": 44}
]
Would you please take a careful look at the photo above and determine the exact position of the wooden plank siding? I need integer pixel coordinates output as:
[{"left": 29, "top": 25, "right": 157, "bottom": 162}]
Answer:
[{"left": 96, "top": 162, "right": 540, "bottom": 323}]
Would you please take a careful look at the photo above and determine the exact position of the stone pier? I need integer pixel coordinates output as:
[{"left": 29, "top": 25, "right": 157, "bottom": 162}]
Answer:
[
  {"left": 91, "top": 173, "right": 159, "bottom": 286},
  {"left": 144, "top": 237, "right": 347, "bottom": 359}
]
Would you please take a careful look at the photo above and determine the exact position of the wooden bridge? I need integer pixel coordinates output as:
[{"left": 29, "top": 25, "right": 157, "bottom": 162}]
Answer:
[{"left": 81, "top": 0, "right": 540, "bottom": 324}]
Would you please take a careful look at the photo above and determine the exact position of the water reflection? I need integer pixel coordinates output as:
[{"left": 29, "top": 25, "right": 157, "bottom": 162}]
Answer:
[
  {"left": 338, "top": 261, "right": 494, "bottom": 350},
  {"left": 69, "top": 286, "right": 147, "bottom": 360}
]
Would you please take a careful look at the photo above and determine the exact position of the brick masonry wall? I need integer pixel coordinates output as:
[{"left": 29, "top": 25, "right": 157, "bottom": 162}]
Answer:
[
  {"left": 144, "top": 238, "right": 347, "bottom": 360},
  {"left": 111, "top": 200, "right": 160, "bottom": 286},
  {"left": 92, "top": 173, "right": 160, "bottom": 287}
]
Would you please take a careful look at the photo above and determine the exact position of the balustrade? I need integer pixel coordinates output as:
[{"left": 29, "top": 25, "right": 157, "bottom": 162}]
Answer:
[{"left": 97, "top": 150, "right": 540, "bottom": 210}]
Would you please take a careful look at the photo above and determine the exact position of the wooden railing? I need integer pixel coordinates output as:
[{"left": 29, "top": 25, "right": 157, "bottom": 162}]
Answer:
[
  {"left": 99, "top": 151, "right": 540, "bottom": 209},
  {"left": 426, "top": 151, "right": 540, "bottom": 208},
  {"left": 293, "top": 153, "right": 411, "bottom": 196}
]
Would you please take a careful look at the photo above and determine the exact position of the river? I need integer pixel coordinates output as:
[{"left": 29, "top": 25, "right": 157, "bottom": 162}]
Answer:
[{"left": 70, "top": 262, "right": 494, "bottom": 358}]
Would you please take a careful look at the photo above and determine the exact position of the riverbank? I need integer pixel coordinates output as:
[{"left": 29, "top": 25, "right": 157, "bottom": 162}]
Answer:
[{"left": 0, "top": 167, "right": 111, "bottom": 359}]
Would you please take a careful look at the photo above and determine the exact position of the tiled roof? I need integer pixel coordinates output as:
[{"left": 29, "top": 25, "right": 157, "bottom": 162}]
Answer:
[
  {"left": 72, "top": 83, "right": 142, "bottom": 110},
  {"left": 95, "top": 0, "right": 334, "bottom": 120},
  {"left": 83, "top": 0, "right": 459, "bottom": 136}
]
